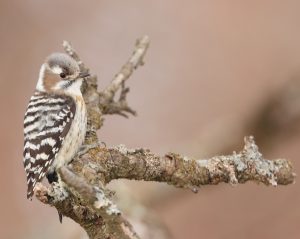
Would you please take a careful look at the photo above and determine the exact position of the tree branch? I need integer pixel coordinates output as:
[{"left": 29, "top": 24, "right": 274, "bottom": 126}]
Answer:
[
  {"left": 71, "top": 136, "right": 295, "bottom": 189},
  {"left": 33, "top": 36, "right": 295, "bottom": 239},
  {"left": 99, "top": 35, "right": 150, "bottom": 117},
  {"left": 35, "top": 167, "right": 139, "bottom": 239}
]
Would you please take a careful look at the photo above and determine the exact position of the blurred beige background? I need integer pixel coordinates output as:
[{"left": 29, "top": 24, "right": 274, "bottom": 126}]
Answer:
[{"left": 0, "top": 1, "right": 299, "bottom": 238}]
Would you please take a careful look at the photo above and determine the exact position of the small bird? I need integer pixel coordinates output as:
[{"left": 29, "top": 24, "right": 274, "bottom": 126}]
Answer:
[{"left": 23, "top": 53, "right": 89, "bottom": 200}]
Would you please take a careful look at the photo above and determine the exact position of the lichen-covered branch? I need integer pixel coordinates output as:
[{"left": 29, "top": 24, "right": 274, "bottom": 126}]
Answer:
[
  {"left": 71, "top": 136, "right": 295, "bottom": 190},
  {"left": 34, "top": 36, "right": 295, "bottom": 239},
  {"left": 36, "top": 134, "right": 295, "bottom": 238},
  {"left": 35, "top": 167, "right": 139, "bottom": 239}
]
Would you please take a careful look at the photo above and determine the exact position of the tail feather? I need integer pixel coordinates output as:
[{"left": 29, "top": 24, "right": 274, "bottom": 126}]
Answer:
[{"left": 26, "top": 173, "right": 37, "bottom": 200}]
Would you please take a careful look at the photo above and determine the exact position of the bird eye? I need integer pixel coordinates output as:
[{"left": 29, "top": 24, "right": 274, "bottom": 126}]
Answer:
[{"left": 60, "top": 73, "right": 66, "bottom": 78}]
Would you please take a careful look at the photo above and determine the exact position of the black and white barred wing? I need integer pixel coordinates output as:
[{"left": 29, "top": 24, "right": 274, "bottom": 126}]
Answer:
[{"left": 23, "top": 92, "right": 75, "bottom": 199}]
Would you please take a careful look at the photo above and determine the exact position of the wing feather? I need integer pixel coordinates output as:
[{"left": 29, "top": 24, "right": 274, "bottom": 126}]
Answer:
[{"left": 23, "top": 91, "right": 76, "bottom": 199}]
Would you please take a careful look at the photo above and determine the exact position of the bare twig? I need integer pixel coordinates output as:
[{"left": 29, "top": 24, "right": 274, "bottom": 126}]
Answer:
[
  {"left": 63, "top": 41, "right": 88, "bottom": 72},
  {"left": 99, "top": 35, "right": 150, "bottom": 117},
  {"left": 103, "top": 35, "right": 150, "bottom": 100}
]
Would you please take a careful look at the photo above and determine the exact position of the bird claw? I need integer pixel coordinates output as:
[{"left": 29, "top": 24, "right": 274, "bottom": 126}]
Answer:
[
  {"left": 34, "top": 183, "right": 49, "bottom": 203},
  {"left": 77, "top": 142, "right": 100, "bottom": 157}
]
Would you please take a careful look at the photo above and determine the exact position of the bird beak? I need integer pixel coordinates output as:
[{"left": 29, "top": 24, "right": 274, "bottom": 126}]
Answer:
[{"left": 78, "top": 72, "right": 90, "bottom": 78}]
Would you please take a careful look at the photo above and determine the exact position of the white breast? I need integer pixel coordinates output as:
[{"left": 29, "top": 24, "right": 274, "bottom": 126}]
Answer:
[{"left": 51, "top": 97, "right": 87, "bottom": 170}]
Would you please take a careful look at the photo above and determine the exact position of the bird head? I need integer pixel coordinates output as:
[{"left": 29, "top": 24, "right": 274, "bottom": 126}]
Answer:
[{"left": 36, "top": 53, "right": 89, "bottom": 95}]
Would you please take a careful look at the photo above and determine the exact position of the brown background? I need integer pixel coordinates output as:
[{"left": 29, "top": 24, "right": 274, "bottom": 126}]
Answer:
[{"left": 0, "top": 1, "right": 299, "bottom": 238}]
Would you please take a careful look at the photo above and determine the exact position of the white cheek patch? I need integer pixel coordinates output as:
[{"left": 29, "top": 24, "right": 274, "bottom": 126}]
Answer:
[
  {"left": 36, "top": 64, "right": 46, "bottom": 91},
  {"left": 52, "top": 66, "right": 63, "bottom": 74}
]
